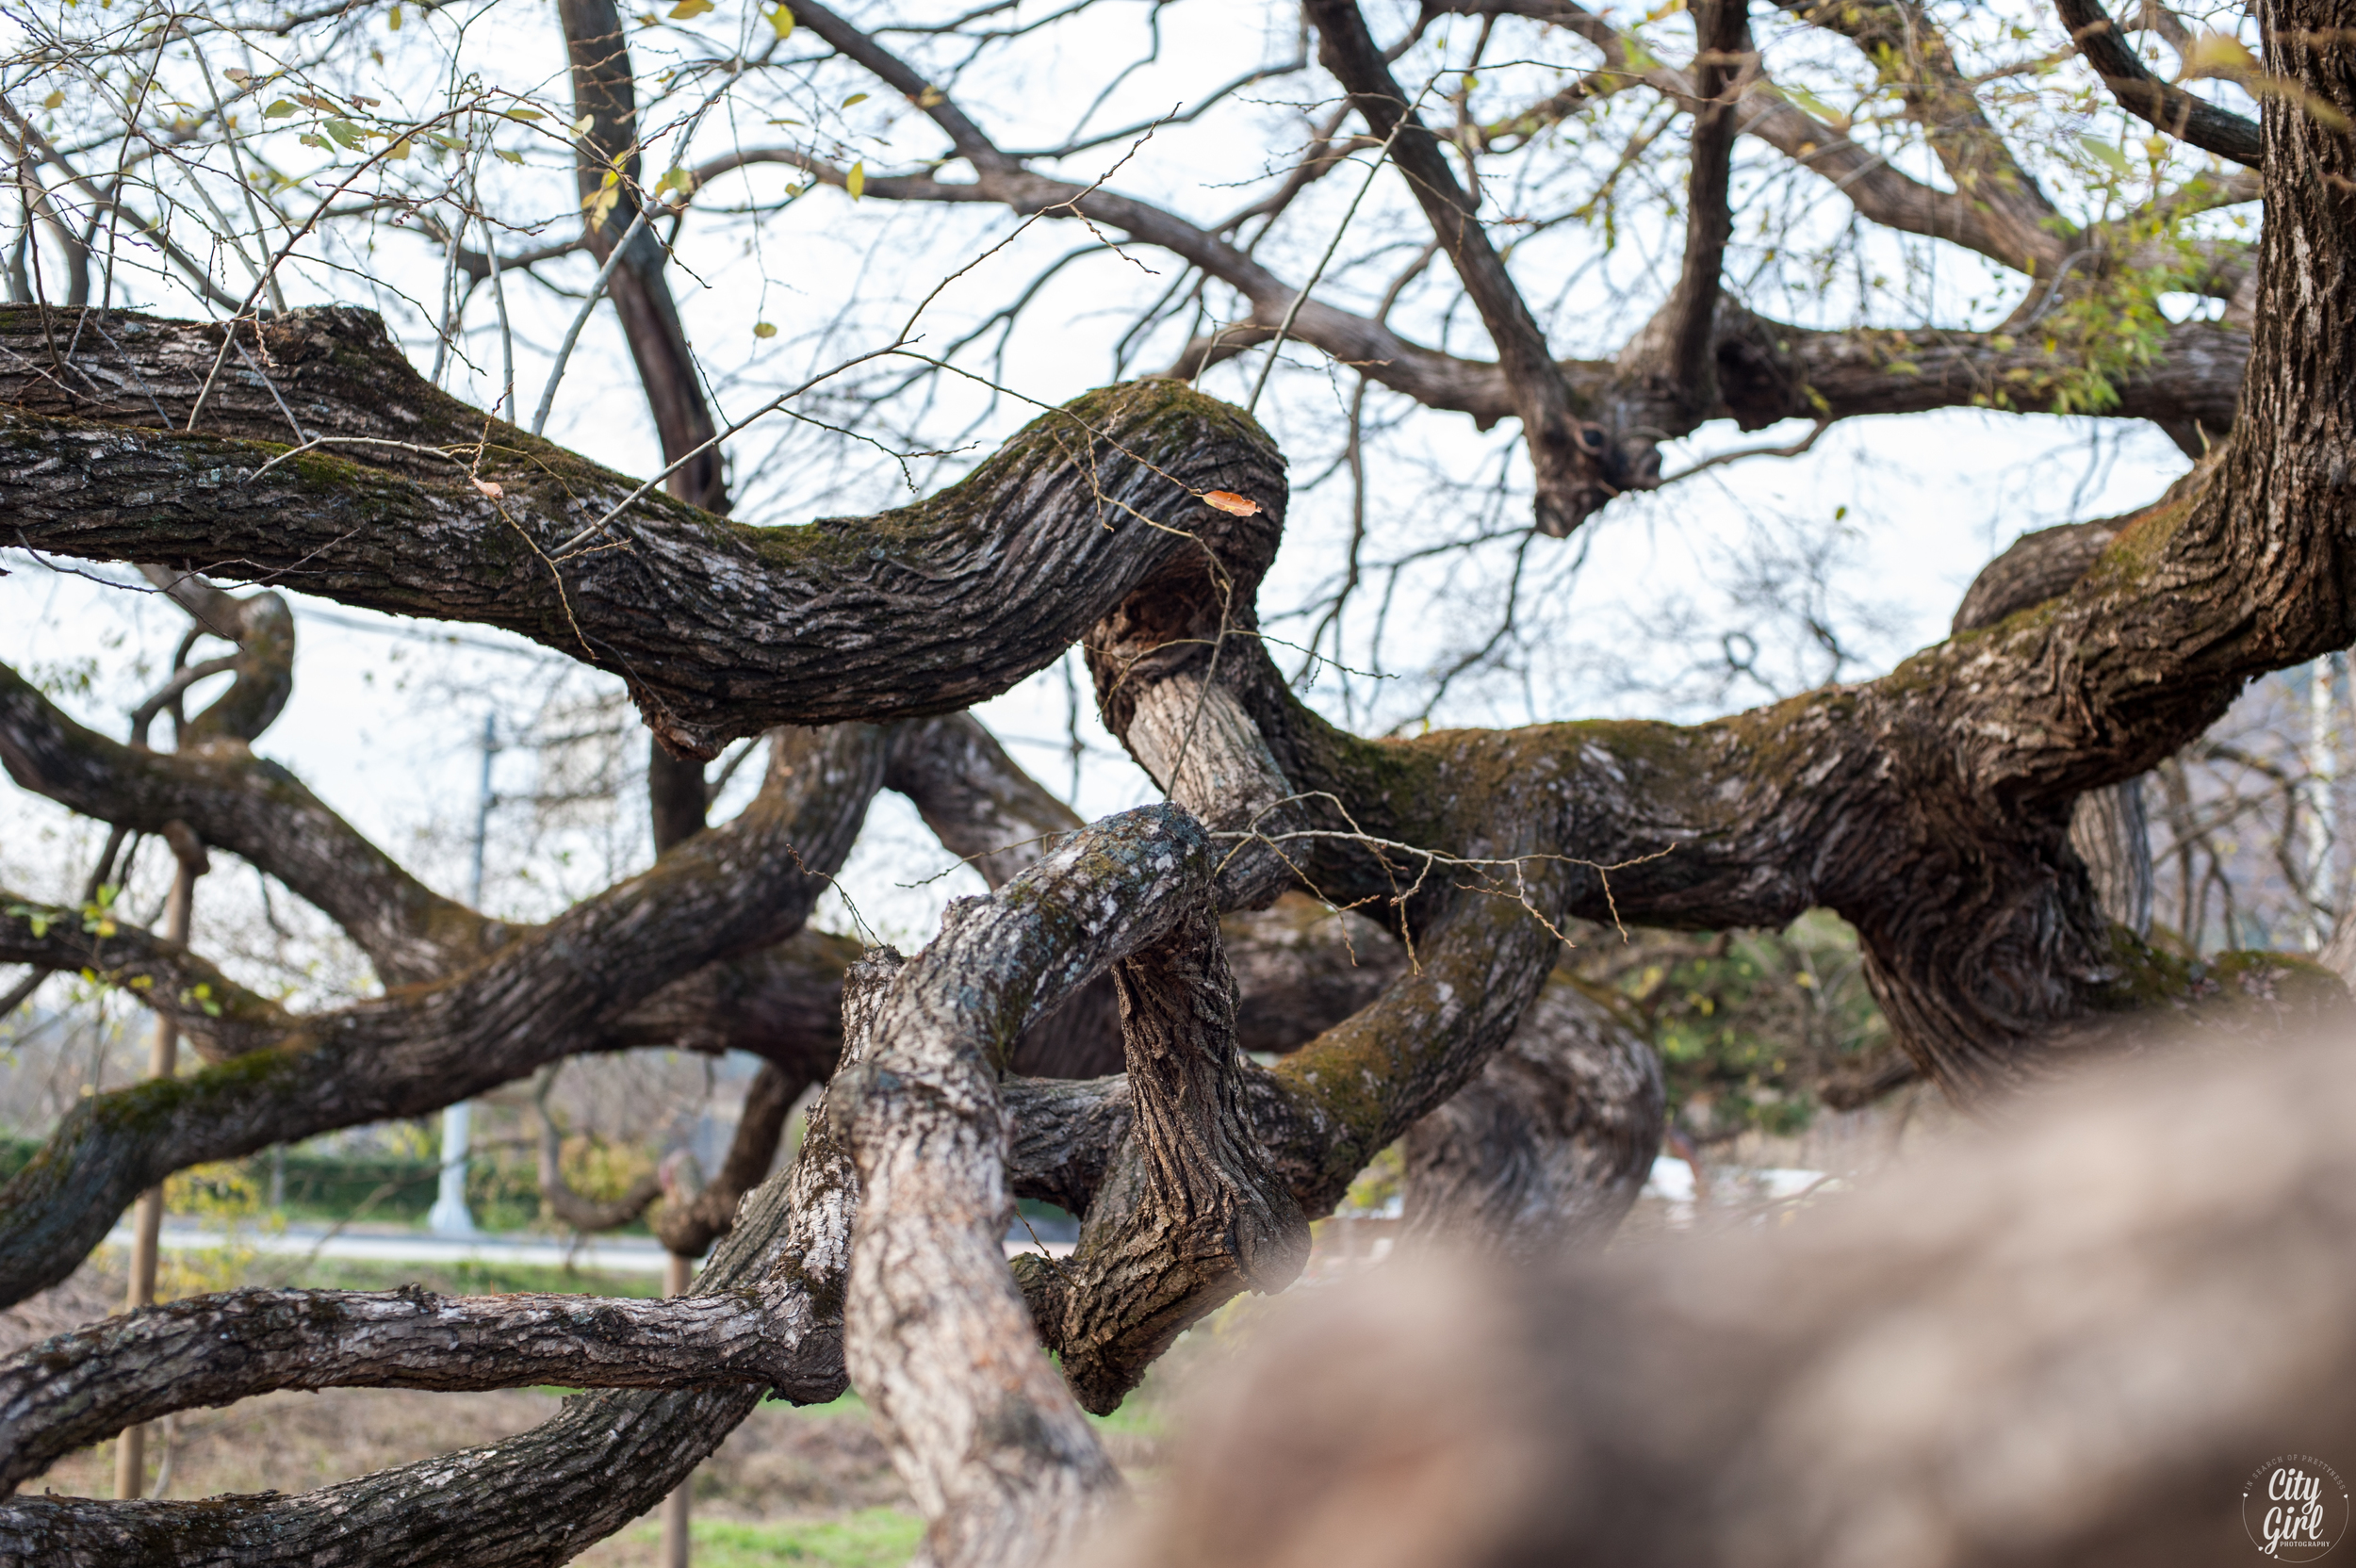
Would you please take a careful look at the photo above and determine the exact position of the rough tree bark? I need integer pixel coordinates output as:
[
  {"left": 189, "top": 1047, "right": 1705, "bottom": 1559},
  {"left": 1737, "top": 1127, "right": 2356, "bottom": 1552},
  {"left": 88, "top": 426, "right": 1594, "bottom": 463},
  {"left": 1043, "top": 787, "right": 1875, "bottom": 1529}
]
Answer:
[
  {"left": 1399, "top": 973, "right": 1665, "bottom": 1257},
  {"left": 1088, "top": 1035, "right": 2356, "bottom": 1568},
  {"left": 1010, "top": 899, "right": 1308, "bottom": 1416},
  {"left": 0, "top": 309, "right": 1284, "bottom": 756},
  {"left": 843, "top": 805, "right": 1310, "bottom": 1568}
]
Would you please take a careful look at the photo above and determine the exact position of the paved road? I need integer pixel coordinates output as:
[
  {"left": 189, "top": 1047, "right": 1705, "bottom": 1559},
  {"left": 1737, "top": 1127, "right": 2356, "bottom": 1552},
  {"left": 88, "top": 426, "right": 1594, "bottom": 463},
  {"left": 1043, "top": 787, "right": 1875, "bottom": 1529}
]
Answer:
[
  {"left": 110, "top": 1222, "right": 1074, "bottom": 1275},
  {"left": 112, "top": 1223, "right": 679, "bottom": 1274}
]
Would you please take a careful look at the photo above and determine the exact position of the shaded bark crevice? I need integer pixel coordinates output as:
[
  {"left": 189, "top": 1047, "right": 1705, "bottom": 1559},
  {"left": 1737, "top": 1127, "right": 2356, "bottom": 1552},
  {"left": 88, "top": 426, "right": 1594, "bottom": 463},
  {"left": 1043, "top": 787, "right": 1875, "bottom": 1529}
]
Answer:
[{"left": 1013, "top": 901, "right": 1308, "bottom": 1415}]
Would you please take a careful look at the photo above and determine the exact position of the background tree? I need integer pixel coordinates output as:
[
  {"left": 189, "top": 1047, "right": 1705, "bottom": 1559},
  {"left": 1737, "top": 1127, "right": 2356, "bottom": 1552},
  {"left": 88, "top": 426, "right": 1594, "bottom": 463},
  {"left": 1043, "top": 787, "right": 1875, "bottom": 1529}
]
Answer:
[{"left": 0, "top": 0, "right": 2350, "bottom": 1560}]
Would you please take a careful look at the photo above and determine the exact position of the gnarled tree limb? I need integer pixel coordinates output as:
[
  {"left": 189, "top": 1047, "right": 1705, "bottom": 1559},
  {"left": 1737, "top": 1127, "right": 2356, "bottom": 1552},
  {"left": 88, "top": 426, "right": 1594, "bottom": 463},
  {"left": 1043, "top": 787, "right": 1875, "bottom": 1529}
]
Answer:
[
  {"left": 0, "top": 724, "right": 884, "bottom": 1310},
  {"left": 1013, "top": 899, "right": 1308, "bottom": 1415},
  {"left": 843, "top": 807, "right": 1235, "bottom": 1568},
  {"left": 0, "top": 1286, "right": 795, "bottom": 1495},
  {"left": 0, "top": 661, "right": 498, "bottom": 987},
  {"left": 1399, "top": 972, "right": 1665, "bottom": 1258},
  {"left": 0, "top": 943, "right": 898, "bottom": 1565},
  {"left": 0, "top": 310, "right": 1284, "bottom": 757}
]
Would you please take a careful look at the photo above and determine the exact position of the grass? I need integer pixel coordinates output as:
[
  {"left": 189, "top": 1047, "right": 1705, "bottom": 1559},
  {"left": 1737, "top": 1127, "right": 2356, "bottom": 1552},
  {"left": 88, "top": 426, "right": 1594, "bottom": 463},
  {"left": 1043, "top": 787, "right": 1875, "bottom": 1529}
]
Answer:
[
  {"left": 610, "top": 1511, "right": 922, "bottom": 1567},
  {"left": 269, "top": 1255, "right": 664, "bottom": 1298}
]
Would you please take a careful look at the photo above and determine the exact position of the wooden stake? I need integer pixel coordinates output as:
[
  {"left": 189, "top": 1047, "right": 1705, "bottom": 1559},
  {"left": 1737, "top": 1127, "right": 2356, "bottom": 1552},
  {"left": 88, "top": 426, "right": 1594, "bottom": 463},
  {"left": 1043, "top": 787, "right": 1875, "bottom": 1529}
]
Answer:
[{"left": 114, "top": 852, "right": 196, "bottom": 1500}]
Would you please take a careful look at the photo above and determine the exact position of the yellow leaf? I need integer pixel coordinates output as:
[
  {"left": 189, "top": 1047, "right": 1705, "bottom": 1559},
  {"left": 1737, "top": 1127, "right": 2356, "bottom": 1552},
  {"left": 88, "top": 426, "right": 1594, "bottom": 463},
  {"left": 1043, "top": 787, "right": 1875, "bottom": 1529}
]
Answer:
[
  {"left": 2179, "top": 30, "right": 2256, "bottom": 79},
  {"left": 668, "top": 0, "right": 714, "bottom": 16},
  {"left": 387, "top": 137, "right": 412, "bottom": 160},
  {"left": 767, "top": 3, "right": 794, "bottom": 38},
  {"left": 388, "top": 2, "right": 401, "bottom": 27},
  {"left": 842, "top": 91, "right": 868, "bottom": 107},
  {"left": 41, "top": 90, "right": 63, "bottom": 109},
  {"left": 754, "top": 320, "right": 777, "bottom": 338},
  {"left": 1202, "top": 490, "right": 1260, "bottom": 516},
  {"left": 845, "top": 160, "right": 865, "bottom": 199}
]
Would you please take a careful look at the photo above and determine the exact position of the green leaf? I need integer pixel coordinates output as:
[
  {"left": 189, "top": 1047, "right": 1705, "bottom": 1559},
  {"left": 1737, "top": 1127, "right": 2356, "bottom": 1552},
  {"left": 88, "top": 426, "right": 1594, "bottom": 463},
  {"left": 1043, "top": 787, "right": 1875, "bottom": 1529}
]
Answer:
[
  {"left": 845, "top": 160, "right": 865, "bottom": 199},
  {"left": 495, "top": 146, "right": 525, "bottom": 164},
  {"left": 505, "top": 107, "right": 543, "bottom": 122},
  {"left": 322, "top": 117, "right": 365, "bottom": 149},
  {"left": 264, "top": 98, "right": 298, "bottom": 119},
  {"left": 2079, "top": 135, "right": 2131, "bottom": 176},
  {"left": 842, "top": 91, "right": 867, "bottom": 107},
  {"left": 1777, "top": 83, "right": 1842, "bottom": 125}
]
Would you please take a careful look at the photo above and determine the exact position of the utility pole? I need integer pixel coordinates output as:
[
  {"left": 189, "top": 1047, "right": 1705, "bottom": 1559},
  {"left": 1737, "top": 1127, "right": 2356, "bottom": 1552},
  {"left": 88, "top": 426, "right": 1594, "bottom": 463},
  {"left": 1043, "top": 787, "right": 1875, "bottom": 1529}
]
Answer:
[
  {"left": 661, "top": 1249, "right": 695, "bottom": 1567},
  {"left": 430, "top": 713, "right": 496, "bottom": 1238},
  {"left": 2305, "top": 655, "right": 2344, "bottom": 951}
]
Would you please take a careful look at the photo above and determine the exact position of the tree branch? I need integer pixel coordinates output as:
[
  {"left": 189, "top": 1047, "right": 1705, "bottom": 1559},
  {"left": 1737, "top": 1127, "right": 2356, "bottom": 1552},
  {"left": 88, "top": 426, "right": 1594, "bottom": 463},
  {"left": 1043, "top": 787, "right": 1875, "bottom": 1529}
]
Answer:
[
  {"left": 1661, "top": 0, "right": 1751, "bottom": 413},
  {"left": 0, "top": 661, "right": 494, "bottom": 988},
  {"left": 0, "top": 1286, "right": 801, "bottom": 1494},
  {"left": 0, "top": 309, "right": 1283, "bottom": 758},
  {"left": 1011, "top": 898, "right": 1308, "bottom": 1415},
  {"left": 2054, "top": 0, "right": 2266, "bottom": 166},
  {"left": 1399, "top": 972, "right": 1663, "bottom": 1257},
  {"left": 0, "top": 725, "right": 884, "bottom": 1310},
  {"left": 558, "top": 0, "right": 728, "bottom": 514},
  {"left": 1777, "top": 0, "right": 2073, "bottom": 273},
  {"left": 843, "top": 808, "right": 1231, "bottom": 1566},
  {"left": 0, "top": 948, "right": 895, "bottom": 1563},
  {"left": 1303, "top": 0, "right": 1623, "bottom": 535},
  {"left": 0, "top": 894, "right": 286, "bottom": 1058},
  {"left": 650, "top": 1058, "right": 801, "bottom": 1255}
]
